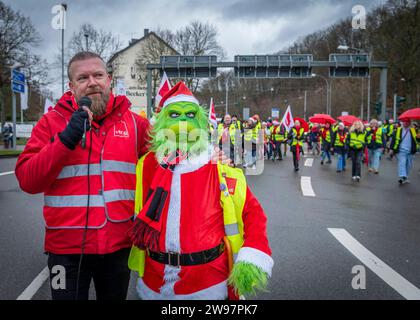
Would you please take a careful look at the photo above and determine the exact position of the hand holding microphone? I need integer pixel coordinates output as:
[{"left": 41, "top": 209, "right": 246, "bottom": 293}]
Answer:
[{"left": 59, "top": 96, "right": 93, "bottom": 150}]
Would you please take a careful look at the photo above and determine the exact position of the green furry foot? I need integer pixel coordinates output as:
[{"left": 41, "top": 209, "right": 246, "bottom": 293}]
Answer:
[{"left": 228, "top": 261, "right": 269, "bottom": 297}]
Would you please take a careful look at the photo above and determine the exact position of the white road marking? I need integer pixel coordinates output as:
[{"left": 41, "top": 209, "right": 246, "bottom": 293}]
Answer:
[
  {"left": 0, "top": 171, "right": 14, "bottom": 177},
  {"left": 300, "top": 176, "right": 315, "bottom": 197},
  {"left": 328, "top": 228, "right": 420, "bottom": 300},
  {"left": 16, "top": 266, "right": 49, "bottom": 300},
  {"left": 304, "top": 158, "right": 314, "bottom": 167}
]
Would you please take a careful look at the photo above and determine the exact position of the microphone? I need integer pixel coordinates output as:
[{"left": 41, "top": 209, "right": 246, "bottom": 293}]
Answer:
[{"left": 78, "top": 96, "right": 92, "bottom": 149}]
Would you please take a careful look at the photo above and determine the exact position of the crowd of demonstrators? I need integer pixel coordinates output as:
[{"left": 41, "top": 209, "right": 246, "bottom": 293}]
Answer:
[{"left": 214, "top": 112, "right": 419, "bottom": 185}]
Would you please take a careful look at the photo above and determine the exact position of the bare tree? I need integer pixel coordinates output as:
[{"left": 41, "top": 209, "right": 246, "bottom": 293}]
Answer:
[
  {"left": 0, "top": 1, "right": 43, "bottom": 124},
  {"left": 155, "top": 21, "right": 226, "bottom": 92},
  {"left": 68, "top": 23, "right": 122, "bottom": 62},
  {"left": 135, "top": 33, "right": 178, "bottom": 105},
  {"left": 53, "top": 23, "right": 123, "bottom": 82}
]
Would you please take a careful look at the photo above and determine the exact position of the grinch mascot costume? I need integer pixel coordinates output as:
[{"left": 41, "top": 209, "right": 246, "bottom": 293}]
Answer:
[{"left": 127, "top": 82, "right": 273, "bottom": 300}]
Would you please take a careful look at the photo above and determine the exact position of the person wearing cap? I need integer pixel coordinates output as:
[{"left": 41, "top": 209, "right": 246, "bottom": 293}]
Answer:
[
  {"left": 390, "top": 119, "right": 419, "bottom": 184},
  {"left": 366, "top": 119, "right": 386, "bottom": 174},
  {"left": 332, "top": 122, "right": 348, "bottom": 172},
  {"left": 128, "top": 81, "right": 273, "bottom": 300},
  {"left": 288, "top": 120, "right": 305, "bottom": 171}
]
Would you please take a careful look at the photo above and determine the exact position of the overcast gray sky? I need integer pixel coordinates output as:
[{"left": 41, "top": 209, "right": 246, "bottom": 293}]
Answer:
[{"left": 4, "top": 0, "right": 385, "bottom": 98}]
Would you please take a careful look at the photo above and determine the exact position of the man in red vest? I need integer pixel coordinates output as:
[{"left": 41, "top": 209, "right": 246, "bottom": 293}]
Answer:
[{"left": 15, "top": 51, "right": 151, "bottom": 300}]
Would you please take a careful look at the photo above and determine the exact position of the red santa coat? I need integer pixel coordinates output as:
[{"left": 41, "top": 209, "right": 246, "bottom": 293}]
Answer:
[{"left": 136, "top": 149, "right": 273, "bottom": 299}]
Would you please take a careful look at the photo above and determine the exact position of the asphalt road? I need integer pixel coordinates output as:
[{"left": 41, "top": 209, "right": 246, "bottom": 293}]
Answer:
[{"left": 1, "top": 152, "right": 419, "bottom": 300}]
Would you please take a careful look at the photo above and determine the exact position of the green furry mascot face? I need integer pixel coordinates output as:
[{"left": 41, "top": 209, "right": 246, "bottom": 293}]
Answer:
[{"left": 150, "top": 99, "right": 209, "bottom": 162}]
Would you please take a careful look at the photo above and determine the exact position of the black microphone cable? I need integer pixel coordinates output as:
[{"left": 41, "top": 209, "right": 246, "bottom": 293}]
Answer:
[{"left": 75, "top": 126, "right": 93, "bottom": 300}]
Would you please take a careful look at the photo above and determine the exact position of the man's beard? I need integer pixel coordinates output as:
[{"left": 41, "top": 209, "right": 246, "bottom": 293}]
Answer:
[{"left": 89, "top": 92, "right": 109, "bottom": 117}]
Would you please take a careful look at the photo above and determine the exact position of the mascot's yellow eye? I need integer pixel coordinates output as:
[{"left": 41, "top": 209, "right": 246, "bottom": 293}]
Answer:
[
  {"left": 186, "top": 112, "right": 196, "bottom": 118},
  {"left": 170, "top": 112, "right": 180, "bottom": 118}
]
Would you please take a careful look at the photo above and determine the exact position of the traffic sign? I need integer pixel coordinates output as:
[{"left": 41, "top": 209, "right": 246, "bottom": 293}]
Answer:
[
  {"left": 12, "top": 69, "right": 25, "bottom": 83},
  {"left": 11, "top": 68, "right": 25, "bottom": 93},
  {"left": 12, "top": 82, "right": 25, "bottom": 93}
]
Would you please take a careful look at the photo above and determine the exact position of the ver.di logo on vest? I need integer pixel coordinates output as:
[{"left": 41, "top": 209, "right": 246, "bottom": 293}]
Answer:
[{"left": 114, "top": 121, "right": 129, "bottom": 138}]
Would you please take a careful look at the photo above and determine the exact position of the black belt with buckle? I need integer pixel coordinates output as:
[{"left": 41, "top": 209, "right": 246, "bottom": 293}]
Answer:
[{"left": 148, "top": 243, "right": 224, "bottom": 267}]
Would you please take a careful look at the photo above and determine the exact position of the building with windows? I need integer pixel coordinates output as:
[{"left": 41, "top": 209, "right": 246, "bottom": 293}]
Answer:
[{"left": 108, "top": 29, "right": 178, "bottom": 115}]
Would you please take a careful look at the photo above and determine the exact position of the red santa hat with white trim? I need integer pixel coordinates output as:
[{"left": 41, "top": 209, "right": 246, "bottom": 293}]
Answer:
[{"left": 158, "top": 81, "right": 199, "bottom": 109}]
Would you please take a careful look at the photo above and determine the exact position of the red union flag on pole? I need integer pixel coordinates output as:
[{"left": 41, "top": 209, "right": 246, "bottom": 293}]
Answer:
[
  {"left": 209, "top": 97, "right": 217, "bottom": 130},
  {"left": 281, "top": 105, "right": 294, "bottom": 132},
  {"left": 155, "top": 72, "right": 171, "bottom": 107}
]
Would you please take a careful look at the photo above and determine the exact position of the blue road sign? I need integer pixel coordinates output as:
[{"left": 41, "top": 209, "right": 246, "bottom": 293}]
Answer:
[
  {"left": 12, "top": 82, "right": 25, "bottom": 94},
  {"left": 12, "top": 69, "right": 25, "bottom": 83}
]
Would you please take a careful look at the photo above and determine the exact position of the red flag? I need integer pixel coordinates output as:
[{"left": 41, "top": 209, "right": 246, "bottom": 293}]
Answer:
[
  {"left": 209, "top": 97, "right": 217, "bottom": 130},
  {"left": 155, "top": 72, "right": 171, "bottom": 106},
  {"left": 281, "top": 105, "right": 294, "bottom": 132}
]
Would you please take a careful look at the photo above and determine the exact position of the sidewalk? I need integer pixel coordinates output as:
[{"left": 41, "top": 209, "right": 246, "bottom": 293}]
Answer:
[{"left": 0, "top": 145, "right": 25, "bottom": 151}]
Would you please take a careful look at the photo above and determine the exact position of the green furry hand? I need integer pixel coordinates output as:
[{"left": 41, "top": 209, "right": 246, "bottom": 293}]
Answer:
[{"left": 228, "top": 261, "right": 269, "bottom": 297}]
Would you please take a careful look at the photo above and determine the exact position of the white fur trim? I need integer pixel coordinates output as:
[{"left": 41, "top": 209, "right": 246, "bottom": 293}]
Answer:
[
  {"left": 137, "top": 278, "right": 228, "bottom": 300},
  {"left": 236, "top": 247, "right": 274, "bottom": 277},
  {"left": 163, "top": 94, "right": 199, "bottom": 108},
  {"left": 174, "top": 145, "right": 212, "bottom": 174},
  {"left": 160, "top": 171, "right": 182, "bottom": 296}
]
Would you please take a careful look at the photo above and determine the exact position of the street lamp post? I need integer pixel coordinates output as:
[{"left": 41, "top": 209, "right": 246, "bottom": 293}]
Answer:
[
  {"left": 84, "top": 33, "right": 89, "bottom": 51},
  {"left": 61, "top": 3, "right": 67, "bottom": 95},
  {"left": 338, "top": 45, "right": 371, "bottom": 120},
  {"left": 225, "top": 80, "right": 228, "bottom": 115},
  {"left": 312, "top": 73, "right": 330, "bottom": 114}
]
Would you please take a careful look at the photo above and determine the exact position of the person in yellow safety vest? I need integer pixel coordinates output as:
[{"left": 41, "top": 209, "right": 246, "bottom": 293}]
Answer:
[
  {"left": 243, "top": 117, "right": 257, "bottom": 168},
  {"left": 390, "top": 119, "right": 419, "bottom": 184},
  {"left": 366, "top": 119, "right": 386, "bottom": 174},
  {"left": 332, "top": 122, "right": 348, "bottom": 172},
  {"left": 346, "top": 120, "right": 366, "bottom": 182},
  {"left": 320, "top": 123, "right": 332, "bottom": 165},
  {"left": 385, "top": 119, "right": 395, "bottom": 158},
  {"left": 288, "top": 120, "right": 305, "bottom": 172},
  {"left": 218, "top": 115, "right": 237, "bottom": 163},
  {"left": 231, "top": 115, "right": 243, "bottom": 165},
  {"left": 269, "top": 120, "right": 284, "bottom": 161},
  {"left": 330, "top": 123, "right": 338, "bottom": 156},
  {"left": 127, "top": 81, "right": 274, "bottom": 300}
]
